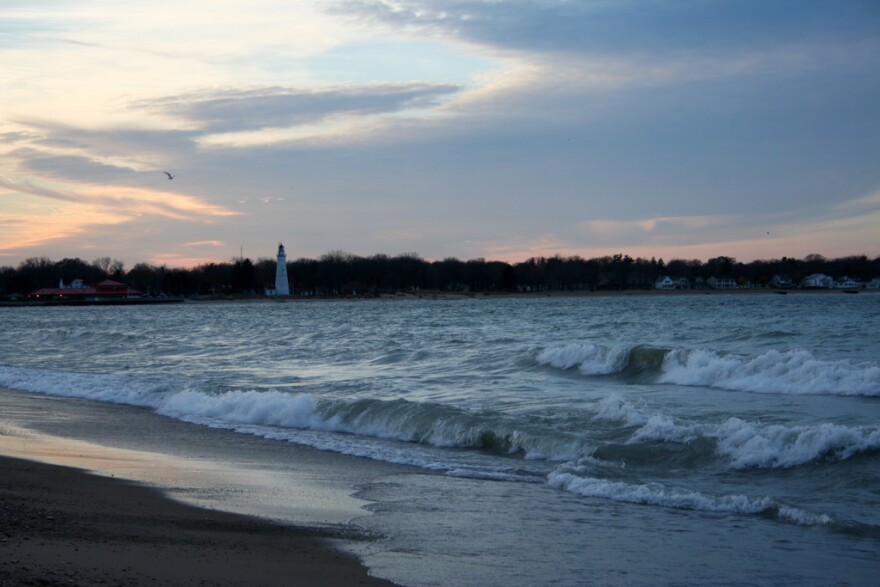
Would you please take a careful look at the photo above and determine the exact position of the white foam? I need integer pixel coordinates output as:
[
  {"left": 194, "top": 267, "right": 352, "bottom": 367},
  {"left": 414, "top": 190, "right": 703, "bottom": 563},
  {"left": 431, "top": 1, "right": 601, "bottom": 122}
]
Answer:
[
  {"left": 711, "top": 417, "right": 880, "bottom": 469},
  {"left": 537, "top": 343, "right": 630, "bottom": 375},
  {"left": 658, "top": 348, "right": 880, "bottom": 396},
  {"left": 547, "top": 470, "right": 840, "bottom": 527},
  {"left": 158, "top": 389, "right": 329, "bottom": 430},
  {"left": 777, "top": 506, "right": 834, "bottom": 526},
  {"left": 547, "top": 471, "right": 774, "bottom": 514},
  {"left": 629, "top": 413, "right": 699, "bottom": 444},
  {"left": 591, "top": 393, "right": 880, "bottom": 469},
  {"left": 593, "top": 393, "right": 649, "bottom": 426},
  {"left": 593, "top": 395, "right": 698, "bottom": 443}
]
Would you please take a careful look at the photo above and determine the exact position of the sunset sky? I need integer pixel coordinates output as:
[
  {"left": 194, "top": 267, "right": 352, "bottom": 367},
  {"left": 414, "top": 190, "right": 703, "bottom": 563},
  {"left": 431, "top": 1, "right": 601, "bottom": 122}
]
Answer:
[{"left": 2, "top": 0, "right": 878, "bottom": 269}]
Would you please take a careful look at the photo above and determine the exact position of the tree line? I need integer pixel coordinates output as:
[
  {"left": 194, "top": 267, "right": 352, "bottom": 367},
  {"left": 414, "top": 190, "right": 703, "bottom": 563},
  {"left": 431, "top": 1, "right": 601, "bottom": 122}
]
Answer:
[{"left": 1, "top": 252, "right": 878, "bottom": 298}]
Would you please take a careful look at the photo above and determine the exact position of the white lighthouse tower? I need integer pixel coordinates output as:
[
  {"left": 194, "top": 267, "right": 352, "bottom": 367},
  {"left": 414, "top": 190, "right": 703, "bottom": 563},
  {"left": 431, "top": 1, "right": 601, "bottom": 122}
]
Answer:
[{"left": 275, "top": 243, "right": 290, "bottom": 296}]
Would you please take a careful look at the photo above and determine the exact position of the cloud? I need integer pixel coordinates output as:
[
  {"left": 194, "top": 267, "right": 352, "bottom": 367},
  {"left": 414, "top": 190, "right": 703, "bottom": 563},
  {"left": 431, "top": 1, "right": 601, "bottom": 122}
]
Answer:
[
  {"left": 521, "top": 190, "right": 880, "bottom": 262},
  {"left": 184, "top": 240, "right": 225, "bottom": 247},
  {"left": 0, "top": 158, "right": 239, "bottom": 257},
  {"left": 8, "top": 147, "right": 141, "bottom": 186},
  {"left": 332, "top": 1, "right": 879, "bottom": 56},
  {"left": 331, "top": 0, "right": 880, "bottom": 109},
  {"left": 133, "top": 83, "right": 462, "bottom": 134},
  {"left": 86, "top": 186, "right": 239, "bottom": 221},
  {"left": 0, "top": 201, "right": 131, "bottom": 252},
  {"left": 1, "top": 172, "right": 236, "bottom": 222},
  {"left": 581, "top": 215, "right": 729, "bottom": 236}
]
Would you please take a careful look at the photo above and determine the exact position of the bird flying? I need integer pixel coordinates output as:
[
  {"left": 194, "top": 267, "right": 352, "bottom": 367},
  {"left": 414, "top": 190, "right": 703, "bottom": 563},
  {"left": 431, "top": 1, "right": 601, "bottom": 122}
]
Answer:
[{"left": 163, "top": 171, "right": 175, "bottom": 180}]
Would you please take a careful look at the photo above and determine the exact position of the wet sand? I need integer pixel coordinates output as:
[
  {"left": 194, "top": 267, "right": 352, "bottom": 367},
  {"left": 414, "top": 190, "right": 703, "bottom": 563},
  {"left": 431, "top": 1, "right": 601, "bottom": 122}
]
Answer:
[
  {"left": 0, "top": 388, "right": 403, "bottom": 586},
  {"left": 0, "top": 455, "right": 396, "bottom": 587}
]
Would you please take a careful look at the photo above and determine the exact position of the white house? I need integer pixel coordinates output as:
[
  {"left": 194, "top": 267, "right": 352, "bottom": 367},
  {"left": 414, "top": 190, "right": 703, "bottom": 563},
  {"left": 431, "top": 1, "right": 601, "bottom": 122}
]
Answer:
[
  {"left": 866, "top": 278, "right": 880, "bottom": 289},
  {"left": 835, "top": 276, "right": 863, "bottom": 289},
  {"left": 708, "top": 277, "right": 737, "bottom": 289},
  {"left": 802, "top": 273, "right": 834, "bottom": 288},
  {"left": 771, "top": 274, "right": 794, "bottom": 288},
  {"left": 654, "top": 276, "right": 675, "bottom": 290}
]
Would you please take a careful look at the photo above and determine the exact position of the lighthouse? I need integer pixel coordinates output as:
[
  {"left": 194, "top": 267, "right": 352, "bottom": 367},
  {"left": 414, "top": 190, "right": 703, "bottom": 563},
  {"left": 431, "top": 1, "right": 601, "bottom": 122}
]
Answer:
[{"left": 275, "top": 243, "right": 290, "bottom": 296}]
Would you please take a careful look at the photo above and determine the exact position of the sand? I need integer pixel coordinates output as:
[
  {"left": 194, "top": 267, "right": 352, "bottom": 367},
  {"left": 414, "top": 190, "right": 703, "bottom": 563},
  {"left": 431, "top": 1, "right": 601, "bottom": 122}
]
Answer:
[{"left": 0, "top": 455, "right": 396, "bottom": 586}]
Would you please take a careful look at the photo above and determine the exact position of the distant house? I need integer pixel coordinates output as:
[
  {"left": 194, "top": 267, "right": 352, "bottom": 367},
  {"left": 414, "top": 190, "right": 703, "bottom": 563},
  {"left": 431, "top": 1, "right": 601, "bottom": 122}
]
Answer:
[
  {"left": 707, "top": 277, "right": 737, "bottom": 289},
  {"left": 654, "top": 276, "right": 675, "bottom": 290},
  {"left": 59, "top": 278, "right": 86, "bottom": 289},
  {"left": 676, "top": 277, "right": 691, "bottom": 289},
  {"left": 834, "top": 276, "right": 863, "bottom": 289},
  {"left": 801, "top": 273, "right": 834, "bottom": 288},
  {"left": 29, "top": 279, "right": 142, "bottom": 301},
  {"left": 866, "top": 278, "right": 880, "bottom": 289},
  {"left": 771, "top": 274, "right": 794, "bottom": 288}
]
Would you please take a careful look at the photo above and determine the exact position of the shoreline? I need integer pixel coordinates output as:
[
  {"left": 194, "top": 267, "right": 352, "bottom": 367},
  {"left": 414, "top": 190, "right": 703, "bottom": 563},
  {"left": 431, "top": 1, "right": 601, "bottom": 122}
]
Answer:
[
  {"left": 2, "top": 286, "right": 876, "bottom": 307},
  {"left": 0, "top": 455, "right": 396, "bottom": 587}
]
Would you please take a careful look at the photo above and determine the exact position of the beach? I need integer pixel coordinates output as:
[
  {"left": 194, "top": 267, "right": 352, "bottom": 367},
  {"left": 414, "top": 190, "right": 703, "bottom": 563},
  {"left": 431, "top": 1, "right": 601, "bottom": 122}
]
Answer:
[
  {"left": 0, "top": 388, "right": 406, "bottom": 586},
  {"left": 0, "top": 455, "right": 394, "bottom": 587}
]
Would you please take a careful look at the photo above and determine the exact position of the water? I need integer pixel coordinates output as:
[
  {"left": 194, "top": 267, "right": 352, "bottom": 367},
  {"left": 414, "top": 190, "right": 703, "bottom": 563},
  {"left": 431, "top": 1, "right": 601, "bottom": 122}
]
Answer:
[{"left": 1, "top": 293, "right": 879, "bottom": 585}]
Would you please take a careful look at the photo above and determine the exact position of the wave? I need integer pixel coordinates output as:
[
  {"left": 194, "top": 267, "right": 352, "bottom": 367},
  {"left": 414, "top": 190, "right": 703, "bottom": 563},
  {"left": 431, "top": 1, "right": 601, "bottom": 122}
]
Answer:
[
  {"left": 592, "top": 394, "right": 880, "bottom": 469},
  {"left": 658, "top": 348, "right": 880, "bottom": 396},
  {"left": 548, "top": 470, "right": 773, "bottom": 514},
  {"left": 3, "top": 364, "right": 876, "bottom": 474},
  {"left": 0, "top": 365, "right": 176, "bottom": 408},
  {"left": 546, "top": 469, "right": 839, "bottom": 528},
  {"left": 0, "top": 365, "right": 585, "bottom": 467},
  {"left": 162, "top": 391, "right": 588, "bottom": 463},
  {"left": 537, "top": 344, "right": 880, "bottom": 396},
  {"left": 536, "top": 343, "right": 633, "bottom": 375},
  {"left": 712, "top": 417, "right": 880, "bottom": 469},
  {"left": 4, "top": 364, "right": 879, "bottom": 536}
]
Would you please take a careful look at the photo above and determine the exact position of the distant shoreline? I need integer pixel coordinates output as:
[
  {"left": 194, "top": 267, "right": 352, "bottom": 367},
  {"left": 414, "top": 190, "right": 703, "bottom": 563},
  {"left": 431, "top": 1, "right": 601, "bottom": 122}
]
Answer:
[
  {"left": 2, "top": 287, "right": 876, "bottom": 307},
  {"left": 150, "top": 287, "right": 880, "bottom": 302}
]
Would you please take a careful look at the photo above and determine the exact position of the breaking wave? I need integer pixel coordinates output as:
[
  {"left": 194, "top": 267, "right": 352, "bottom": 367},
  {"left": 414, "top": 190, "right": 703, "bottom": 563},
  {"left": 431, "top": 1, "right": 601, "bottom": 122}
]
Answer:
[
  {"left": 658, "top": 348, "right": 880, "bottom": 396},
  {"left": 546, "top": 470, "right": 837, "bottom": 528},
  {"left": 0, "top": 365, "right": 584, "bottom": 467},
  {"left": 592, "top": 394, "right": 880, "bottom": 469},
  {"left": 537, "top": 344, "right": 880, "bottom": 396},
  {"left": 536, "top": 343, "right": 634, "bottom": 375},
  {"left": 2, "top": 364, "right": 876, "bottom": 474},
  {"left": 161, "top": 389, "right": 586, "bottom": 462}
]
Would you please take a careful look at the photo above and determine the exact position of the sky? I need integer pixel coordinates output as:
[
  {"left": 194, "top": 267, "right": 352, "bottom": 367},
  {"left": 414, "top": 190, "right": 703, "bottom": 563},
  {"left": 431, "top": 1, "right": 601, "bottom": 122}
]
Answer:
[{"left": 1, "top": 0, "right": 879, "bottom": 269}]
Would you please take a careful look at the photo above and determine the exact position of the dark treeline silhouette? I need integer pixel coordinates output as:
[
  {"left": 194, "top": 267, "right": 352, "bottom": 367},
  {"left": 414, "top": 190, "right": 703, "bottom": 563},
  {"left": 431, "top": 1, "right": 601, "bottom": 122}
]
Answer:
[{"left": 1, "top": 252, "right": 878, "bottom": 298}]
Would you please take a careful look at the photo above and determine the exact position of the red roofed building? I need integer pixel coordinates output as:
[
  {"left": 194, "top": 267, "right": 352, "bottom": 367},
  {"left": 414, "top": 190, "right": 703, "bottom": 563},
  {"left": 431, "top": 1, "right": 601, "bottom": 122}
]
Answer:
[{"left": 29, "top": 279, "right": 142, "bottom": 301}]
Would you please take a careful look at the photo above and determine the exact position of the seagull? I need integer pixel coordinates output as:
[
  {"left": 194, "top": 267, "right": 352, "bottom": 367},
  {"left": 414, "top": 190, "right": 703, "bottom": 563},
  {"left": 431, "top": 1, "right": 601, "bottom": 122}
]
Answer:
[{"left": 163, "top": 171, "right": 175, "bottom": 180}]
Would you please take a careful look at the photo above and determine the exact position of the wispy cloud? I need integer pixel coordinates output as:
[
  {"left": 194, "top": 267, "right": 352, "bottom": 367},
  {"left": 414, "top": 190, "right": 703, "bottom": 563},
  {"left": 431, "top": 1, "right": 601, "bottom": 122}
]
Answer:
[
  {"left": 0, "top": 201, "right": 131, "bottom": 252},
  {"left": 581, "top": 215, "right": 729, "bottom": 235},
  {"left": 184, "top": 240, "right": 225, "bottom": 247},
  {"left": 1, "top": 175, "right": 236, "bottom": 222},
  {"left": 133, "top": 83, "right": 461, "bottom": 135}
]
